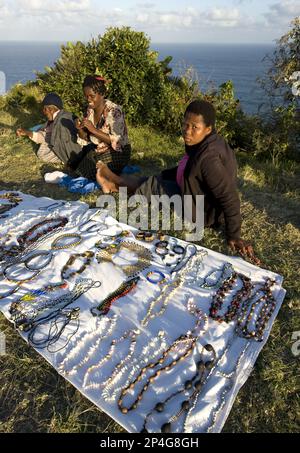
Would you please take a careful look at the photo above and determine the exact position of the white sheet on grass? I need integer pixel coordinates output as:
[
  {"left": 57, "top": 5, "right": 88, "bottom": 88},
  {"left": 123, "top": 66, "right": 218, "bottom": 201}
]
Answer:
[{"left": 0, "top": 191, "right": 286, "bottom": 433}]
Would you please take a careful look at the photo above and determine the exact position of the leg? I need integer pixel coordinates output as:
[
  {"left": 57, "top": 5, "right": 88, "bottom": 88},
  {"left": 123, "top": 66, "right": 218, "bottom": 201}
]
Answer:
[{"left": 96, "top": 161, "right": 143, "bottom": 194}]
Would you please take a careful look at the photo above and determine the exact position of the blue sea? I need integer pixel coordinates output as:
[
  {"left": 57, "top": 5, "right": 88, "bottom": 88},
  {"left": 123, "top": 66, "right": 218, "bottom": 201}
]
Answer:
[{"left": 0, "top": 41, "right": 275, "bottom": 114}]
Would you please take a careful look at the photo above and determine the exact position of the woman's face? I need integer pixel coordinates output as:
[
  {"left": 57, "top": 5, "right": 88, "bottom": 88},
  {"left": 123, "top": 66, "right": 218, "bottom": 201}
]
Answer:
[
  {"left": 84, "top": 87, "right": 104, "bottom": 110},
  {"left": 182, "top": 112, "right": 212, "bottom": 146}
]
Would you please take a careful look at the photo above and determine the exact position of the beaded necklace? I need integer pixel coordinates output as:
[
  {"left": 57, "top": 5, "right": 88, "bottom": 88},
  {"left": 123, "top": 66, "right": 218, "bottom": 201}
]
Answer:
[
  {"left": 236, "top": 278, "right": 276, "bottom": 341},
  {"left": 204, "top": 341, "right": 250, "bottom": 433},
  {"left": 118, "top": 301, "right": 208, "bottom": 414},
  {"left": 18, "top": 217, "right": 68, "bottom": 250},
  {"left": 200, "top": 262, "right": 234, "bottom": 290},
  {"left": 51, "top": 233, "right": 82, "bottom": 250},
  {"left": 102, "top": 331, "right": 168, "bottom": 403},
  {"left": 141, "top": 343, "right": 216, "bottom": 433},
  {"left": 83, "top": 329, "right": 140, "bottom": 390},
  {"left": 209, "top": 272, "right": 253, "bottom": 323},
  {"left": 58, "top": 315, "right": 118, "bottom": 376},
  {"left": 91, "top": 276, "right": 140, "bottom": 317},
  {"left": 61, "top": 251, "right": 95, "bottom": 280},
  {"left": 10, "top": 278, "right": 100, "bottom": 331},
  {"left": 184, "top": 336, "right": 250, "bottom": 433},
  {"left": 141, "top": 279, "right": 182, "bottom": 327}
]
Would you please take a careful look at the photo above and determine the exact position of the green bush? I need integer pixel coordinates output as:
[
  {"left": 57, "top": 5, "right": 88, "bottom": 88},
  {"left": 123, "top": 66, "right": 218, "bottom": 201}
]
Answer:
[{"left": 35, "top": 27, "right": 196, "bottom": 133}]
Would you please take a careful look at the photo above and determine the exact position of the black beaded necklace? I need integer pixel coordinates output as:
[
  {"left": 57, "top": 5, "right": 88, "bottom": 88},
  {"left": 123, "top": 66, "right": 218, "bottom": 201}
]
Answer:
[{"left": 141, "top": 343, "right": 217, "bottom": 433}]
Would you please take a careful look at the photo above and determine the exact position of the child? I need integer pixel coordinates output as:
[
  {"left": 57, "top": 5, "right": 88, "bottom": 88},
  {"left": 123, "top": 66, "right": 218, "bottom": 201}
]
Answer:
[{"left": 96, "top": 99, "right": 259, "bottom": 263}]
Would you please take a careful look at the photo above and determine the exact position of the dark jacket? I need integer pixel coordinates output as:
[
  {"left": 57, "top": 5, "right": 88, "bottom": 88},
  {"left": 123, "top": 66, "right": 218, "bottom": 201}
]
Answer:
[
  {"left": 48, "top": 110, "right": 82, "bottom": 166},
  {"left": 162, "top": 131, "right": 241, "bottom": 241}
]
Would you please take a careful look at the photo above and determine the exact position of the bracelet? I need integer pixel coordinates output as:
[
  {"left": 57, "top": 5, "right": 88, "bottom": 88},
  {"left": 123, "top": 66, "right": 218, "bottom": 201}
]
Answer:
[
  {"left": 173, "top": 245, "right": 185, "bottom": 255},
  {"left": 3, "top": 263, "right": 41, "bottom": 283},
  {"left": 146, "top": 270, "right": 166, "bottom": 284},
  {"left": 24, "top": 250, "right": 53, "bottom": 271},
  {"left": 136, "top": 231, "right": 155, "bottom": 242},
  {"left": 155, "top": 246, "right": 169, "bottom": 256},
  {"left": 156, "top": 240, "right": 169, "bottom": 249},
  {"left": 51, "top": 233, "right": 82, "bottom": 250}
]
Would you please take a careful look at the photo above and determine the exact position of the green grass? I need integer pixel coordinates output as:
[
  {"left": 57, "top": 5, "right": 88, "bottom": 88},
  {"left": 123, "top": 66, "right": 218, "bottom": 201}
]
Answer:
[{"left": 0, "top": 101, "right": 299, "bottom": 433}]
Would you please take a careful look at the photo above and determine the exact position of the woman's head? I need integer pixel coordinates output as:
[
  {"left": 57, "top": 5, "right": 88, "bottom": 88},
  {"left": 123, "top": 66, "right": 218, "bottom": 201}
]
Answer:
[
  {"left": 83, "top": 75, "right": 107, "bottom": 110},
  {"left": 182, "top": 100, "right": 216, "bottom": 146}
]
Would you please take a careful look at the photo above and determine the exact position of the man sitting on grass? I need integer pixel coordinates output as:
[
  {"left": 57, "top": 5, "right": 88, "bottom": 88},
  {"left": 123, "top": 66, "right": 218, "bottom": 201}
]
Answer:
[{"left": 16, "top": 92, "right": 82, "bottom": 168}]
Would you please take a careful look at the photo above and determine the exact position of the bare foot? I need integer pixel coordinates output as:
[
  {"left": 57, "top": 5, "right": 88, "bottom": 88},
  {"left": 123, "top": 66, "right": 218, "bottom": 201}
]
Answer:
[{"left": 96, "top": 168, "right": 119, "bottom": 194}]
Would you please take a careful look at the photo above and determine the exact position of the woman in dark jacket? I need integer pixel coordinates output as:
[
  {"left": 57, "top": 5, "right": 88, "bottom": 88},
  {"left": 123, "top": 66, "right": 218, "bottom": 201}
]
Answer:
[{"left": 96, "top": 100, "right": 259, "bottom": 263}]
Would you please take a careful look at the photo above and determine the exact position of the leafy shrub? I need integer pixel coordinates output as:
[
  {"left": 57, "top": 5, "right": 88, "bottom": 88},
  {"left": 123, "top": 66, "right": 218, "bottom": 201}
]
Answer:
[{"left": 35, "top": 27, "right": 196, "bottom": 133}]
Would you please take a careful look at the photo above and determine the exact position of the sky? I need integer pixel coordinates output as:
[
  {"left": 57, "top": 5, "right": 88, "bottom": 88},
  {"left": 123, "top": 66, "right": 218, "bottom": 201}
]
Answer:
[{"left": 0, "top": 0, "right": 299, "bottom": 43}]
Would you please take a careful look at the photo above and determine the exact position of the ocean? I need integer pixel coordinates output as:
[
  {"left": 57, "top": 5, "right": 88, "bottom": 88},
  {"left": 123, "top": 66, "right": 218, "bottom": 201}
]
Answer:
[{"left": 0, "top": 41, "right": 275, "bottom": 114}]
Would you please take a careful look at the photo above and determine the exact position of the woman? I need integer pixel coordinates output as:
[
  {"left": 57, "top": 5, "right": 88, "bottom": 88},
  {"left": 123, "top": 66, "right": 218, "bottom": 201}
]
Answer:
[
  {"left": 74, "top": 75, "right": 131, "bottom": 180},
  {"left": 96, "top": 99, "right": 259, "bottom": 263}
]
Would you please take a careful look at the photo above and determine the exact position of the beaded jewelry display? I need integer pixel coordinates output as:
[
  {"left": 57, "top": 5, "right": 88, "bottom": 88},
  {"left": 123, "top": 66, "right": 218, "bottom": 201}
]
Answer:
[
  {"left": 58, "top": 315, "right": 118, "bottom": 376},
  {"left": 141, "top": 343, "right": 216, "bottom": 433},
  {"left": 96, "top": 240, "right": 153, "bottom": 278},
  {"left": 83, "top": 329, "right": 140, "bottom": 390},
  {"left": 51, "top": 233, "right": 82, "bottom": 250},
  {"left": 91, "top": 276, "right": 140, "bottom": 317}
]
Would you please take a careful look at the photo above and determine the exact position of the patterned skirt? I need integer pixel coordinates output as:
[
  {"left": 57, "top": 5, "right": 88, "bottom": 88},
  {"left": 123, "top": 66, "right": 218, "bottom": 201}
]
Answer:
[{"left": 75, "top": 144, "right": 131, "bottom": 181}]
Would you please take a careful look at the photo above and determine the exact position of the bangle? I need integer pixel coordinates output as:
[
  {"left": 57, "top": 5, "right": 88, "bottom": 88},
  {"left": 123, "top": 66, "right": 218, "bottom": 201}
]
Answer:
[
  {"left": 156, "top": 240, "right": 169, "bottom": 249},
  {"left": 51, "top": 233, "right": 82, "bottom": 250},
  {"left": 155, "top": 246, "right": 168, "bottom": 256},
  {"left": 173, "top": 245, "right": 185, "bottom": 255},
  {"left": 146, "top": 270, "right": 166, "bottom": 284},
  {"left": 24, "top": 250, "right": 53, "bottom": 271},
  {"left": 3, "top": 264, "right": 40, "bottom": 283}
]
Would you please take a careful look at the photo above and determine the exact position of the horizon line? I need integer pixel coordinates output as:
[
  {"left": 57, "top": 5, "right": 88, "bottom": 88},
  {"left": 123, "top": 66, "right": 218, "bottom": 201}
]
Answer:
[{"left": 0, "top": 40, "right": 276, "bottom": 46}]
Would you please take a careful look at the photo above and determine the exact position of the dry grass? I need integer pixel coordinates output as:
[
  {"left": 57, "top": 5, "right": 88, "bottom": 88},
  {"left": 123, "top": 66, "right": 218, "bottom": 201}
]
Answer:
[{"left": 0, "top": 103, "right": 299, "bottom": 433}]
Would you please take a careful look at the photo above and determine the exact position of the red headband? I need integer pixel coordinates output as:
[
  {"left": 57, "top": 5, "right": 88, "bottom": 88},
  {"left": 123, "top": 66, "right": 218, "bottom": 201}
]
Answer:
[{"left": 95, "top": 75, "right": 108, "bottom": 83}]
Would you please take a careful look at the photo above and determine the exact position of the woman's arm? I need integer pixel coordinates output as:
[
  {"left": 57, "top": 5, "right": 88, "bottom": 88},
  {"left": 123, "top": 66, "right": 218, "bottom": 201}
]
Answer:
[{"left": 80, "top": 118, "right": 111, "bottom": 145}]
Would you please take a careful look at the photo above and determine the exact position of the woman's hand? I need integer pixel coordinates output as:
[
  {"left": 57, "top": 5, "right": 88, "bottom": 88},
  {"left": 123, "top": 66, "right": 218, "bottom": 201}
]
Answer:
[
  {"left": 228, "top": 238, "right": 261, "bottom": 266},
  {"left": 80, "top": 118, "right": 96, "bottom": 133}
]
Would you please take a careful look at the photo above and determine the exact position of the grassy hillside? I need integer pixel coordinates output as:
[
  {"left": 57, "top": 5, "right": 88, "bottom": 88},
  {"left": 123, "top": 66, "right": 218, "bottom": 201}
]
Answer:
[{"left": 0, "top": 99, "right": 299, "bottom": 433}]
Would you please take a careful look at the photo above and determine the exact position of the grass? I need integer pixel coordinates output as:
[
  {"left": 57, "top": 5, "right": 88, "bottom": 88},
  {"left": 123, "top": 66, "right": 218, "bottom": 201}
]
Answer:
[{"left": 0, "top": 98, "right": 299, "bottom": 433}]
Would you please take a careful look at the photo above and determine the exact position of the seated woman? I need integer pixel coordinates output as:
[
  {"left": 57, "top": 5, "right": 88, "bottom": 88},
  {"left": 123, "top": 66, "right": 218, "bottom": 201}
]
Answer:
[
  {"left": 74, "top": 75, "right": 131, "bottom": 181},
  {"left": 96, "top": 99, "right": 259, "bottom": 263}
]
